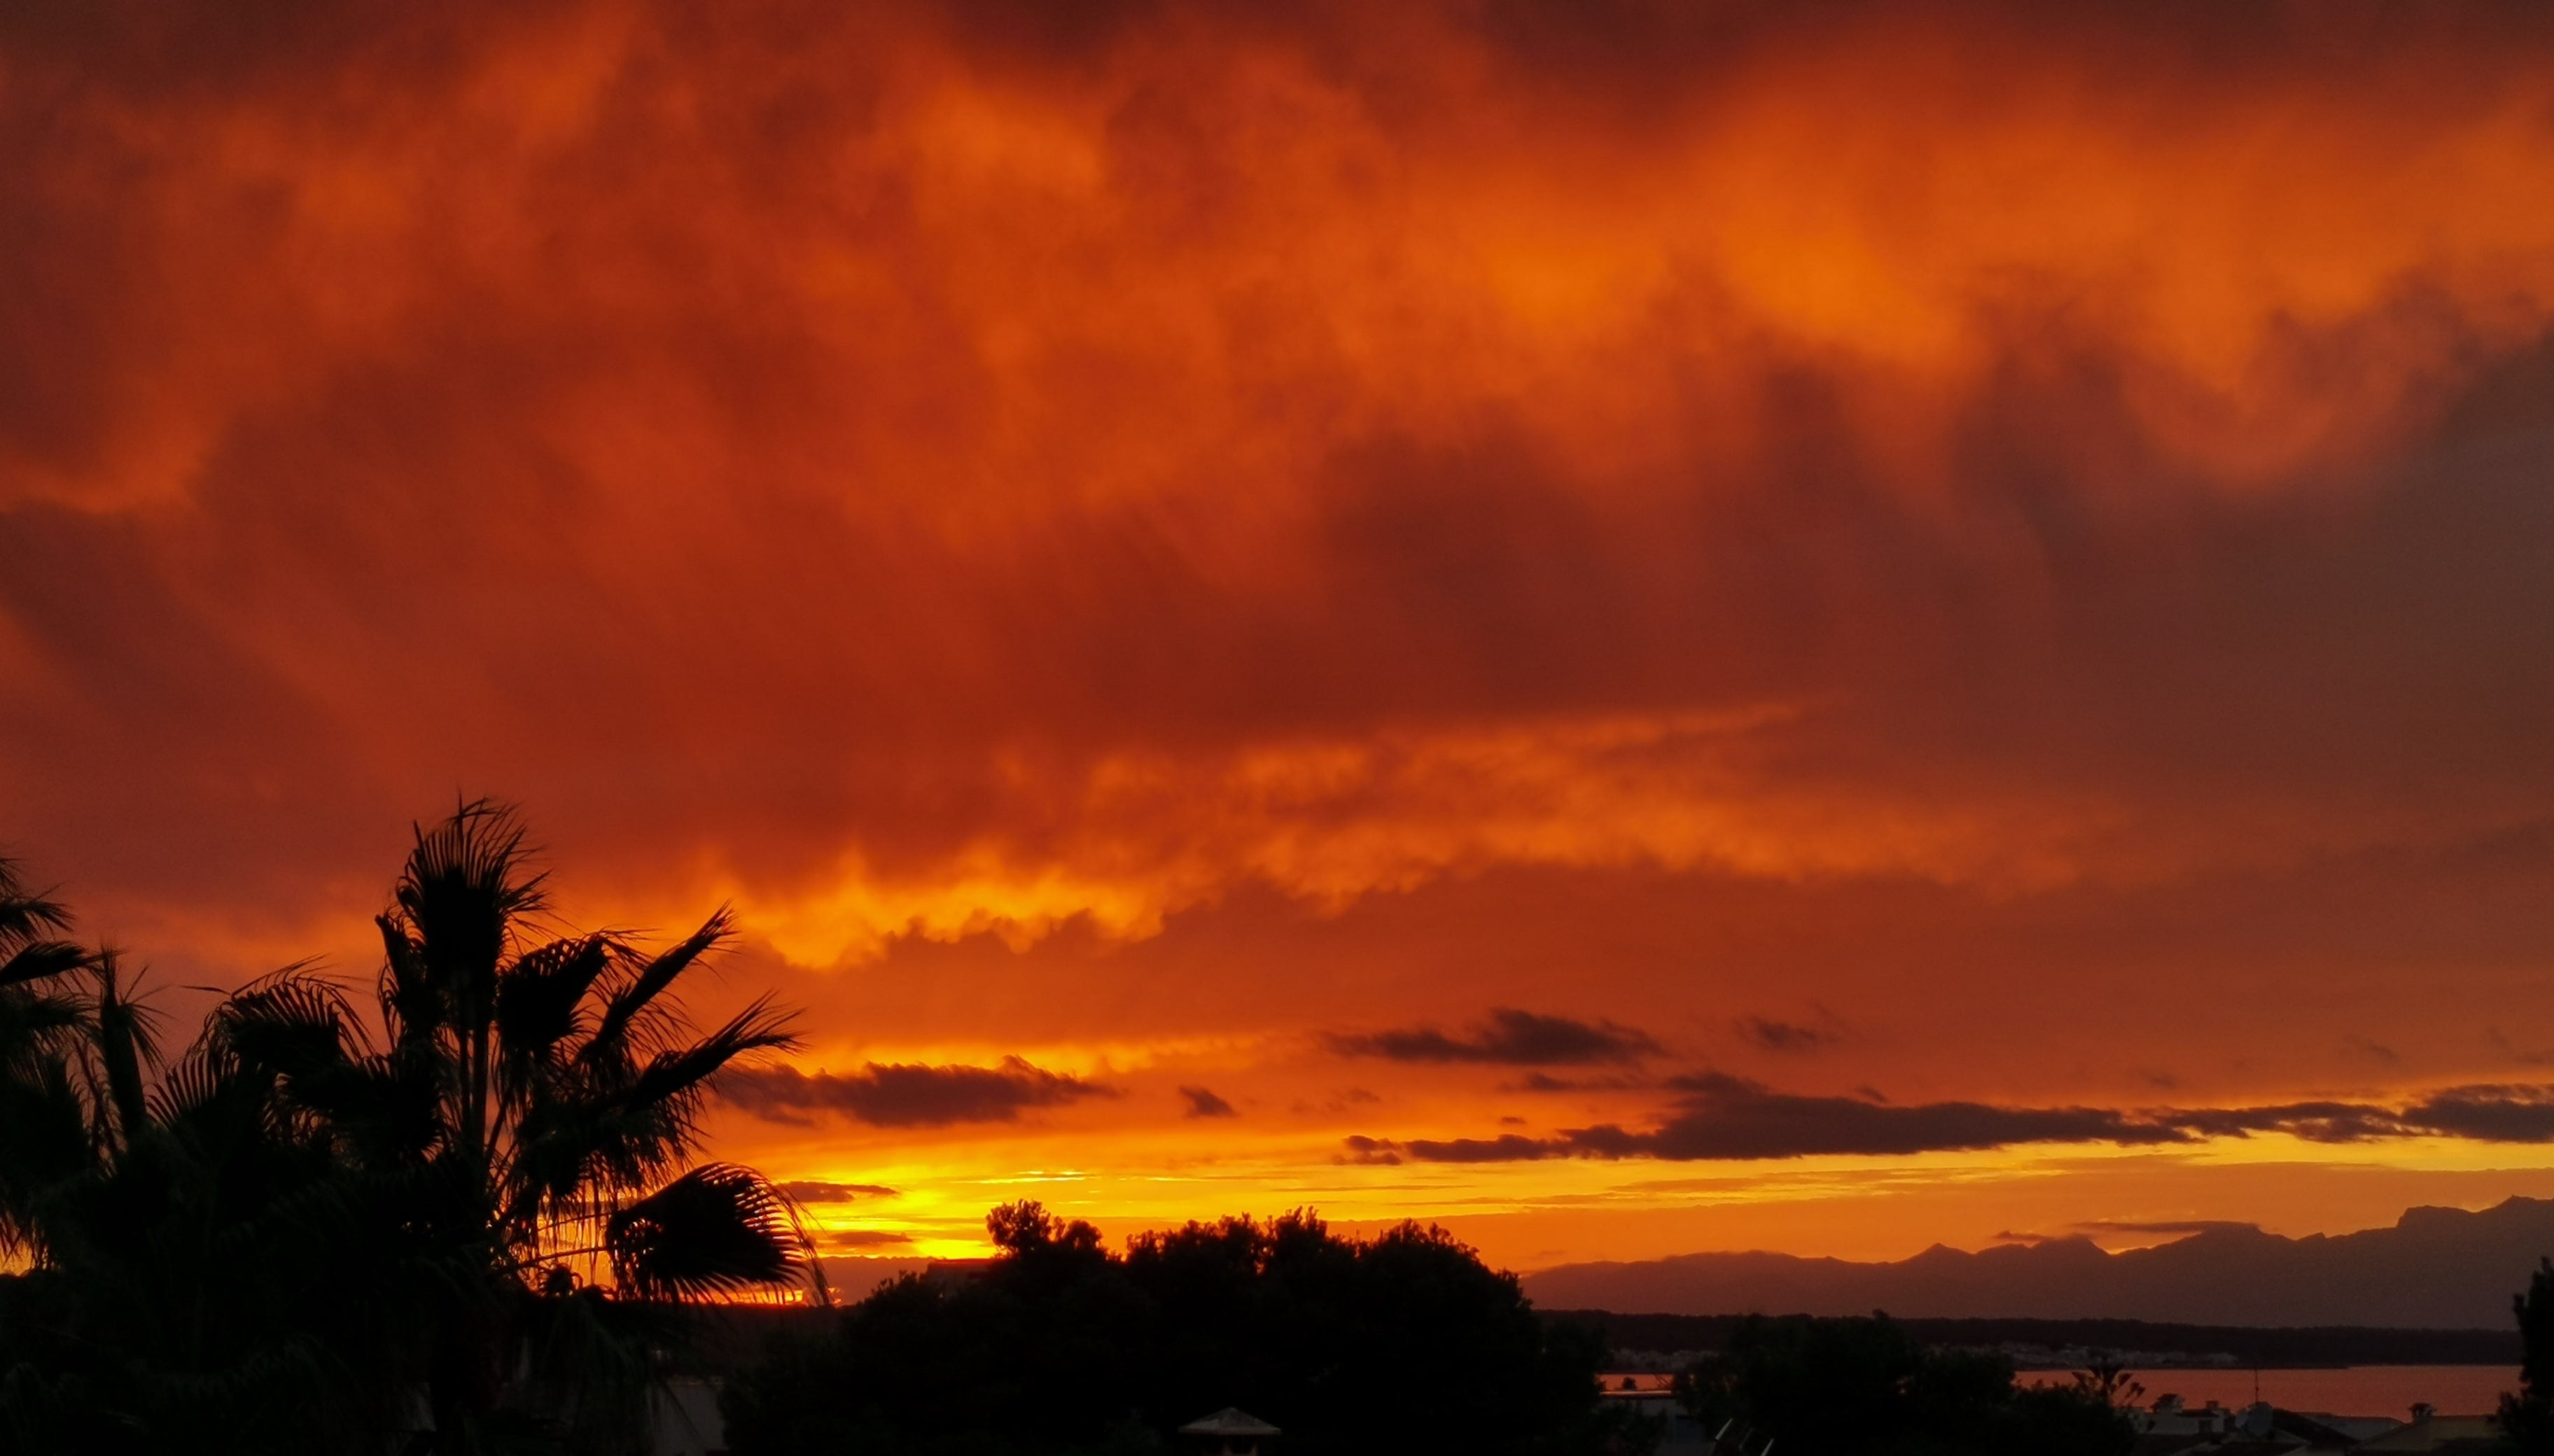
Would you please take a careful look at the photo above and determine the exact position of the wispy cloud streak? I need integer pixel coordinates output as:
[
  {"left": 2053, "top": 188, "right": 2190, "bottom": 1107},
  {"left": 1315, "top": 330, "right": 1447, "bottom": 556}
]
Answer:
[
  {"left": 1355, "top": 1077, "right": 2554, "bottom": 1163},
  {"left": 1330, "top": 1009, "right": 1661, "bottom": 1067},
  {"left": 722, "top": 1058, "right": 1115, "bottom": 1128}
]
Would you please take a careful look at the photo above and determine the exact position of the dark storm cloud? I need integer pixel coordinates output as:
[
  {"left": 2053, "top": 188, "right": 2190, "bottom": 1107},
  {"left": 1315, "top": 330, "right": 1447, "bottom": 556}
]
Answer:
[
  {"left": 1735, "top": 1017, "right": 1836, "bottom": 1053},
  {"left": 1598, "top": 1074, "right": 2191, "bottom": 1159},
  {"left": 1337, "top": 1135, "right": 1401, "bottom": 1166},
  {"left": 2397, "top": 1084, "right": 2554, "bottom": 1142},
  {"left": 720, "top": 1058, "right": 1115, "bottom": 1128},
  {"left": 2167, "top": 1102, "right": 2411, "bottom": 1143},
  {"left": 1523, "top": 1074, "right": 2189, "bottom": 1161},
  {"left": 818, "top": 1229, "right": 914, "bottom": 1250},
  {"left": 1178, "top": 1085, "right": 1237, "bottom": 1118},
  {"left": 1328, "top": 1008, "right": 1661, "bottom": 1067},
  {"left": 1398, "top": 1134, "right": 1561, "bottom": 1164},
  {"left": 1504, "top": 1072, "right": 1651, "bottom": 1093},
  {"left": 778, "top": 1180, "right": 900, "bottom": 1203},
  {"left": 1352, "top": 1078, "right": 2554, "bottom": 1163}
]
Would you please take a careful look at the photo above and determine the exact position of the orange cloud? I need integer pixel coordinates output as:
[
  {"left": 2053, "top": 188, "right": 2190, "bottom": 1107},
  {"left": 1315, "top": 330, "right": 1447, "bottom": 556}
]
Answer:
[{"left": 6, "top": 0, "right": 2554, "bottom": 1263}]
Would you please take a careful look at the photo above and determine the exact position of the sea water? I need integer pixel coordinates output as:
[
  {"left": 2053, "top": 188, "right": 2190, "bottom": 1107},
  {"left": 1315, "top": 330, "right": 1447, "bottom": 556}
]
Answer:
[
  {"left": 1603, "top": 1366, "right": 2520, "bottom": 1420},
  {"left": 2016, "top": 1364, "right": 2515, "bottom": 1419}
]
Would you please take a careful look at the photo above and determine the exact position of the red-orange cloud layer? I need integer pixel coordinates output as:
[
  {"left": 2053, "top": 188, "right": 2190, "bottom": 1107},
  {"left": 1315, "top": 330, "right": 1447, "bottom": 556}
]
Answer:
[{"left": 4, "top": 0, "right": 2554, "bottom": 1266}]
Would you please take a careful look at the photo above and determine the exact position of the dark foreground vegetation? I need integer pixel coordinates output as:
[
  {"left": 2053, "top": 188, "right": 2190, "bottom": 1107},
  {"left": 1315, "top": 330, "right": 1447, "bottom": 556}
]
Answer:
[
  {"left": 0, "top": 805, "right": 816, "bottom": 1455},
  {"left": 1665, "top": 1313, "right": 2135, "bottom": 1456},
  {"left": 721, "top": 1201, "right": 1643, "bottom": 1456},
  {"left": 2504, "top": 1259, "right": 2554, "bottom": 1452},
  {"left": 720, "top": 1206, "right": 2156, "bottom": 1456}
]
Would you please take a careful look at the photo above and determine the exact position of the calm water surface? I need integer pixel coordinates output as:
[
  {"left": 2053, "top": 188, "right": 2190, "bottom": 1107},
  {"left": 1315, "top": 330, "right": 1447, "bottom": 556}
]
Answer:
[
  {"left": 1606, "top": 1365, "right": 2517, "bottom": 1419},
  {"left": 2017, "top": 1364, "right": 2515, "bottom": 1418}
]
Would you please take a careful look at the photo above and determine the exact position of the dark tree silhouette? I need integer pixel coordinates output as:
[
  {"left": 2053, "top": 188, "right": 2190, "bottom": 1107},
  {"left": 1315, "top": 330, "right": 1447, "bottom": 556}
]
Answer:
[
  {"left": 2500, "top": 1257, "right": 2554, "bottom": 1452},
  {"left": 1, "top": 860, "right": 410, "bottom": 1453},
  {"left": 1670, "top": 1312, "right": 2133, "bottom": 1456},
  {"left": 0, "top": 855, "right": 92, "bottom": 1254},
  {"left": 2068, "top": 1352, "right": 2145, "bottom": 1413},
  {"left": 0, "top": 805, "right": 823, "bottom": 1455},
  {"left": 721, "top": 1202, "right": 1647, "bottom": 1456},
  {"left": 237, "top": 800, "right": 818, "bottom": 1450}
]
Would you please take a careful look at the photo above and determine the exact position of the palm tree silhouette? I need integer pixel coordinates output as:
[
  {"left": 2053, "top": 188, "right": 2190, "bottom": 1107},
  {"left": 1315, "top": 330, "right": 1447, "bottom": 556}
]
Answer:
[
  {"left": 0, "top": 805, "right": 820, "bottom": 1454},
  {"left": 209, "top": 799, "right": 817, "bottom": 1451},
  {"left": 0, "top": 855, "right": 92, "bottom": 1258},
  {"left": 0, "top": 863, "right": 384, "bottom": 1454}
]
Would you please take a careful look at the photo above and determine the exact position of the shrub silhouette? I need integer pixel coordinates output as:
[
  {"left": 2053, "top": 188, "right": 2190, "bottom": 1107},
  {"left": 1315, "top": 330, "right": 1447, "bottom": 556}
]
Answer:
[
  {"left": 1671, "top": 1312, "right": 2133, "bottom": 1456},
  {"left": 720, "top": 1203, "right": 1648, "bottom": 1455}
]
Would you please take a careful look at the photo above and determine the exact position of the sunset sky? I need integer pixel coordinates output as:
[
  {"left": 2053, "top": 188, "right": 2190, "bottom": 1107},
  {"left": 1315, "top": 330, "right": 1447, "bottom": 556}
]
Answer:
[{"left": 6, "top": 0, "right": 2554, "bottom": 1274}]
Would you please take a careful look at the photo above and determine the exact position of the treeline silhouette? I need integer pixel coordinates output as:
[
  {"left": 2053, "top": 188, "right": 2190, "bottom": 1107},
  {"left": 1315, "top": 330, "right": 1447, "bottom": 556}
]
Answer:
[
  {"left": 718, "top": 1216, "right": 2164, "bottom": 1456},
  {"left": 719, "top": 1202, "right": 1647, "bottom": 1456},
  {"left": 0, "top": 805, "right": 819, "bottom": 1455},
  {"left": 1668, "top": 1313, "right": 2135, "bottom": 1456}
]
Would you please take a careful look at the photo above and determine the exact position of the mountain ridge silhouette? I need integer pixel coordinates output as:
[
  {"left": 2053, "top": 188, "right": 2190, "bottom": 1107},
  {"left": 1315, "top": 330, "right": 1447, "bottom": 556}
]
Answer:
[{"left": 1520, "top": 1196, "right": 2554, "bottom": 1328}]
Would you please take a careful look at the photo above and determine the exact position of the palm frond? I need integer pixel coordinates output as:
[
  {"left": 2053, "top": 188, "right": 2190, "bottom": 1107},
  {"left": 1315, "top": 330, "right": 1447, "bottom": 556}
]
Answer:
[
  {"left": 513, "top": 996, "right": 797, "bottom": 1217},
  {"left": 0, "top": 860, "right": 74, "bottom": 946},
  {"left": 605, "top": 1163, "right": 803, "bottom": 1300},
  {"left": 150, "top": 1040, "right": 302, "bottom": 1159},
  {"left": 214, "top": 968, "right": 360, "bottom": 1081},
  {"left": 393, "top": 797, "right": 545, "bottom": 990},
  {"left": 621, "top": 994, "right": 799, "bottom": 1116},
  {"left": 375, "top": 915, "right": 442, "bottom": 1051},
  {"left": 496, "top": 933, "right": 614, "bottom": 1072},
  {"left": 0, "top": 939, "right": 89, "bottom": 988},
  {"left": 0, "top": 988, "right": 90, "bottom": 1079},
  {"left": 508, "top": 1101, "right": 655, "bottom": 1228},
  {"left": 148, "top": 1046, "right": 237, "bottom": 1128},
  {"left": 581, "top": 908, "right": 733, "bottom": 1067},
  {"left": 291, "top": 1054, "right": 442, "bottom": 1166}
]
